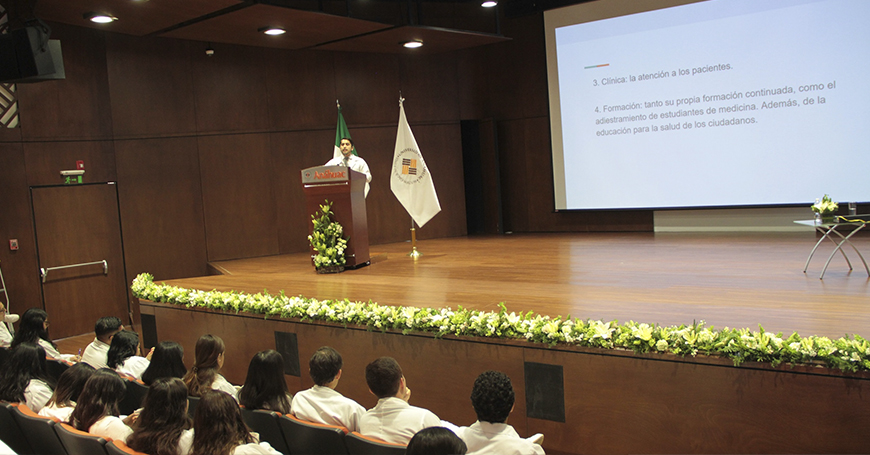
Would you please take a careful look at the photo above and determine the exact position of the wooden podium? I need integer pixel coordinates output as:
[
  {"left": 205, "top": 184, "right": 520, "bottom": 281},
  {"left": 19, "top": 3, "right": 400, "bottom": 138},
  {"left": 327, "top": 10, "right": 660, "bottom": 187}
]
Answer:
[{"left": 301, "top": 165, "right": 370, "bottom": 268}]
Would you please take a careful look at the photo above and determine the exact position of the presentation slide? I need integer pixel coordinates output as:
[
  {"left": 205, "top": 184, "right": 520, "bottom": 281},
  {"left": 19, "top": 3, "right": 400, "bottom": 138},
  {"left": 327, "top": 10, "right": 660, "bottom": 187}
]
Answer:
[{"left": 547, "top": 0, "right": 870, "bottom": 210}]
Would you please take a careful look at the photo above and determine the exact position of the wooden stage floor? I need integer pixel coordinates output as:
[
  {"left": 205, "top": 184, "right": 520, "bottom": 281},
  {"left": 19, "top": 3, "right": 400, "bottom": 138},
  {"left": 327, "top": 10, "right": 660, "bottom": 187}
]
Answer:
[{"left": 163, "top": 232, "right": 870, "bottom": 341}]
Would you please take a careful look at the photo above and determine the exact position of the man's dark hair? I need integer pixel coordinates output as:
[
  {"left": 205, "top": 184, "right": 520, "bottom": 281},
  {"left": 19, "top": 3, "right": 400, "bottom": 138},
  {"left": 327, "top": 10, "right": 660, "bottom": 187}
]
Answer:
[
  {"left": 470, "top": 370, "right": 515, "bottom": 423},
  {"left": 340, "top": 137, "right": 354, "bottom": 147},
  {"left": 309, "top": 346, "right": 342, "bottom": 386},
  {"left": 95, "top": 316, "right": 123, "bottom": 338},
  {"left": 365, "top": 356, "right": 403, "bottom": 398}
]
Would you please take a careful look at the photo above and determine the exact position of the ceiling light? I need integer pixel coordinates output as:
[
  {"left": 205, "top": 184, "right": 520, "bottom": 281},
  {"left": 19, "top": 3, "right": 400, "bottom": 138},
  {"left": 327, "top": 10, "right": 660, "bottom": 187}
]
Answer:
[
  {"left": 403, "top": 40, "right": 423, "bottom": 49},
  {"left": 481, "top": 1, "right": 498, "bottom": 7},
  {"left": 259, "top": 27, "right": 286, "bottom": 36},
  {"left": 84, "top": 12, "right": 118, "bottom": 23}
]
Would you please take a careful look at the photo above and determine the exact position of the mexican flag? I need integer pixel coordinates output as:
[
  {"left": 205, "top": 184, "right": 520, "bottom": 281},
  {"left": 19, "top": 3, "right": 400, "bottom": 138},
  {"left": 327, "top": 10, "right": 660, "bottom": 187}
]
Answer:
[{"left": 333, "top": 103, "right": 358, "bottom": 159}]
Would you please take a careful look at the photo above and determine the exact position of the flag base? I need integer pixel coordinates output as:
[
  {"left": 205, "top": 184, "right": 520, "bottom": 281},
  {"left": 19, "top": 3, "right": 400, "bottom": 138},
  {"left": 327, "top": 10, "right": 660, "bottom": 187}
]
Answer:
[{"left": 408, "top": 246, "right": 422, "bottom": 260}]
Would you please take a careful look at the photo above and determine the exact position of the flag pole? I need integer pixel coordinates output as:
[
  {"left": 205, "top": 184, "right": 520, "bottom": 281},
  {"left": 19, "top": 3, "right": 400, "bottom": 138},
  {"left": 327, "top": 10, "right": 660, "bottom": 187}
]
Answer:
[{"left": 409, "top": 217, "right": 422, "bottom": 259}]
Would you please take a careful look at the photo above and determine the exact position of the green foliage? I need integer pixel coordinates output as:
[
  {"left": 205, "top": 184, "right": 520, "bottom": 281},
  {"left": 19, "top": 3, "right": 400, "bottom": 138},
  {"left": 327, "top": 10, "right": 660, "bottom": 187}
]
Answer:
[
  {"left": 131, "top": 273, "right": 870, "bottom": 373},
  {"left": 308, "top": 200, "right": 348, "bottom": 269}
]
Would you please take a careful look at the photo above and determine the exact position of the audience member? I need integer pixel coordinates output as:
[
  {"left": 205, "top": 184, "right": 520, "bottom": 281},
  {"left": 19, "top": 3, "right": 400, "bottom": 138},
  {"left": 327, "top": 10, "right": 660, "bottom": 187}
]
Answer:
[
  {"left": 0, "top": 342, "right": 55, "bottom": 412},
  {"left": 127, "top": 377, "right": 193, "bottom": 455},
  {"left": 10, "top": 308, "right": 73, "bottom": 360},
  {"left": 359, "top": 356, "right": 440, "bottom": 445},
  {"left": 457, "top": 371, "right": 544, "bottom": 455},
  {"left": 238, "top": 350, "right": 292, "bottom": 414},
  {"left": 81, "top": 316, "right": 124, "bottom": 369},
  {"left": 291, "top": 346, "right": 365, "bottom": 431},
  {"left": 141, "top": 340, "right": 187, "bottom": 386},
  {"left": 0, "top": 302, "right": 19, "bottom": 348},
  {"left": 107, "top": 330, "right": 152, "bottom": 380},
  {"left": 183, "top": 334, "right": 238, "bottom": 399},
  {"left": 188, "top": 390, "right": 282, "bottom": 455},
  {"left": 68, "top": 368, "right": 134, "bottom": 442},
  {"left": 39, "top": 362, "right": 95, "bottom": 421},
  {"left": 406, "top": 427, "right": 468, "bottom": 455}
]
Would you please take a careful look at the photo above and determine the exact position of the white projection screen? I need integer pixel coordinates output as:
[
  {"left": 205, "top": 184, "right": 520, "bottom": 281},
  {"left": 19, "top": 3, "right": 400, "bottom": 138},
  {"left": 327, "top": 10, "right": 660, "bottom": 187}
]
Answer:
[{"left": 546, "top": 0, "right": 870, "bottom": 211}]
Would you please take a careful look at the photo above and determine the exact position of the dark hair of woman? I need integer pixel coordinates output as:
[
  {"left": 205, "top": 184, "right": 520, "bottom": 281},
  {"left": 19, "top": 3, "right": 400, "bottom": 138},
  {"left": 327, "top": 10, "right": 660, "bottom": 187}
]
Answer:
[
  {"left": 127, "top": 377, "right": 192, "bottom": 455},
  {"left": 238, "top": 350, "right": 291, "bottom": 413},
  {"left": 0, "top": 343, "right": 55, "bottom": 403},
  {"left": 106, "top": 330, "right": 140, "bottom": 369},
  {"left": 46, "top": 362, "right": 96, "bottom": 408},
  {"left": 10, "top": 308, "right": 55, "bottom": 349},
  {"left": 191, "top": 390, "right": 255, "bottom": 455},
  {"left": 141, "top": 341, "right": 187, "bottom": 386},
  {"left": 182, "top": 334, "right": 225, "bottom": 397},
  {"left": 68, "top": 368, "right": 126, "bottom": 431},
  {"left": 406, "top": 427, "right": 468, "bottom": 455}
]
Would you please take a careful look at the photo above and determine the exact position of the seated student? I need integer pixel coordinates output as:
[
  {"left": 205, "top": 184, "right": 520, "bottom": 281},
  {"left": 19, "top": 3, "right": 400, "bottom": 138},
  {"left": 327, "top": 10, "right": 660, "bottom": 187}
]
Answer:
[
  {"left": 291, "top": 346, "right": 365, "bottom": 431},
  {"left": 81, "top": 316, "right": 124, "bottom": 369},
  {"left": 183, "top": 334, "right": 238, "bottom": 399},
  {"left": 10, "top": 308, "right": 78, "bottom": 361},
  {"left": 457, "top": 371, "right": 545, "bottom": 455},
  {"left": 0, "top": 342, "right": 55, "bottom": 412},
  {"left": 107, "top": 330, "right": 152, "bottom": 380},
  {"left": 359, "top": 356, "right": 440, "bottom": 445},
  {"left": 141, "top": 340, "right": 187, "bottom": 386},
  {"left": 0, "top": 302, "right": 19, "bottom": 348},
  {"left": 39, "top": 362, "right": 96, "bottom": 422},
  {"left": 407, "top": 427, "right": 468, "bottom": 455},
  {"left": 187, "top": 390, "right": 282, "bottom": 455},
  {"left": 238, "top": 350, "right": 292, "bottom": 414},
  {"left": 68, "top": 368, "right": 135, "bottom": 442},
  {"left": 126, "top": 377, "right": 193, "bottom": 455}
]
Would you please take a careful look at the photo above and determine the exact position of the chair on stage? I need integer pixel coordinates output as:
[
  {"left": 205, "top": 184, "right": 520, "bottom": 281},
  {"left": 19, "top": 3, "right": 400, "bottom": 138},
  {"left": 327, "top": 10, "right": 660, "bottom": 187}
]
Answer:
[
  {"left": 10, "top": 402, "right": 67, "bottom": 455},
  {"left": 239, "top": 408, "right": 290, "bottom": 455},
  {"left": 278, "top": 413, "right": 349, "bottom": 455},
  {"left": 344, "top": 432, "right": 407, "bottom": 455},
  {"left": 0, "top": 401, "right": 32, "bottom": 454},
  {"left": 118, "top": 378, "right": 149, "bottom": 416},
  {"left": 106, "top": 440, "right": 149, "bottom": 455},
  {"left": 55, "top": 422, "right": 111, "bottom": 455}
]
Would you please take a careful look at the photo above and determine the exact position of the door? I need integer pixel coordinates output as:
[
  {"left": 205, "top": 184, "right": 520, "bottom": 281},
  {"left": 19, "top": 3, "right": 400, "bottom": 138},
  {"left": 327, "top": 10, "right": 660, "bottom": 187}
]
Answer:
[{"left": 31, "top": 183, "right": 129, "bottom": 339}]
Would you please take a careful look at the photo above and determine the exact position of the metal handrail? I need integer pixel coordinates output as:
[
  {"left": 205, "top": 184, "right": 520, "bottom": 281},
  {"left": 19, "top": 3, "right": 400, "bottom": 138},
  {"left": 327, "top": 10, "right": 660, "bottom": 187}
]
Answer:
[{"left": 40, "top": 260, "right": 108, "bottom": 283}]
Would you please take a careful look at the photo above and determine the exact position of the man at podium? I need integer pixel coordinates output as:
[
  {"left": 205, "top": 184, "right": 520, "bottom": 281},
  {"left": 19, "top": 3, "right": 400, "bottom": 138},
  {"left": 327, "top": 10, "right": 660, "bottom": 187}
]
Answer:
[{"left": 326, "top": 138, "right": 371, "bottom": 197}]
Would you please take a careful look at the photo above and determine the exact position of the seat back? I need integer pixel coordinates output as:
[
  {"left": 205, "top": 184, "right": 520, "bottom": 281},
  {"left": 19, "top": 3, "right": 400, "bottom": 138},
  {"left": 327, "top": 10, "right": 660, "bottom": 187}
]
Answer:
[
  {"left": 279, "top": 414, "right": 349, "bottom": 455},
  {"left": 118, "top": 378, "right": 149, "bottom": 416},
  {"left": 187, "top": 395, "right": 200, "bottom": 418},
  {"left": 0, "top": 401, "right": 32, "bottom": 454},
  {"left": 239, "top": 408, "right": 290, "bottom": 455},
  {"left": 11, "top": 403, "right": 67, "bottom": 455},
  {"left": 45, "top": 358, "right": 71, "bottom": 383},
  {"left": 55, "top": 422, "right": 110, "bottom": 455},
  {"left": 344, "top": 431, "right": 407, "bottom": 455},
  {"left": 106, "top": 439, "right": 150, "bottom": 455}
]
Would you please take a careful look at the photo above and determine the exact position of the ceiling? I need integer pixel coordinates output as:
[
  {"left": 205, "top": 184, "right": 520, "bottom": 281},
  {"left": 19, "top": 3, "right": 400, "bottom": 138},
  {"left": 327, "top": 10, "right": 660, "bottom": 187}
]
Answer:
[{"left": 6, "top": 0, "right": 513, "bottom": 54}]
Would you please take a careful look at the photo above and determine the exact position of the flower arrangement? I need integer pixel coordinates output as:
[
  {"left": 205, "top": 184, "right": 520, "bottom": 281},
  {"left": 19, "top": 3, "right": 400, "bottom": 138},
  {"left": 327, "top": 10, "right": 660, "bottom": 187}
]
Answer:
[
  {"left": 308, "top": 200, "right": 348, "bottom": 272},
  {"left": 131, "top": 273, "right": 870, "bottom": 373},
  {"left": 811, "top": 194, "right": 838, "bottom": 215}
]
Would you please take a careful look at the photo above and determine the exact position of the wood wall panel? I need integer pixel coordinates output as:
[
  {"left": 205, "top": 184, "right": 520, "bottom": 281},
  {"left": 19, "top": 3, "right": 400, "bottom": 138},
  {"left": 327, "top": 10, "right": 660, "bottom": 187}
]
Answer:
[
  {"left": 23, "top": 141, "right": 117, "bottom": 187},
  {"left": 106, "top": 34, "right": 197, "bottom": 138},
  {"left": 0, "top": 142, "right": 42, "bottom": 312},
  {"left": 16, "top": 23, "right": 113, "bottom": 141},
  {"left": 199, "top": 133, "right": 278, "bottom": 261},
  {"left": 399, "top": 52, "right": 460, "bottom": 123},
  {"left": 265, "top": 50, "right": 337, "bottom": 131},
  {"left": 191, "top": 44, "right": 271, "bottom": 134},
  {"left": 115, "top": 137, "right": 208, "bottom": 280},
  {"left": 333, "top": 52, "right": 400, "bottom": 127}
]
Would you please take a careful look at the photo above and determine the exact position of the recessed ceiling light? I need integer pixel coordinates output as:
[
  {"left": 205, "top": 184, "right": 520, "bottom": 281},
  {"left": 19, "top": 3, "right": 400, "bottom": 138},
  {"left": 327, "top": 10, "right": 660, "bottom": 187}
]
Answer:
[
  {"left": 403, "top": 40, "right": 423, "bottom": 49},
  {"left": 259, "top": 27, "right": 286, "bottom": 36},
  {"left": 481, "top": 1, "right": 498, "bottom": 7},
  {"left": 84, "top": 12, "right": 118, "bottom": 23}
]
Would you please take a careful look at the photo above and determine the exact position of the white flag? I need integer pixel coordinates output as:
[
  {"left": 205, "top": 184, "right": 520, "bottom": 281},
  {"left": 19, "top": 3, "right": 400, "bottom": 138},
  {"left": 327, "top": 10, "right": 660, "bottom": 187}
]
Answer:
[{"left": 391, "top": 99, "right": 441, "bottom": 227}]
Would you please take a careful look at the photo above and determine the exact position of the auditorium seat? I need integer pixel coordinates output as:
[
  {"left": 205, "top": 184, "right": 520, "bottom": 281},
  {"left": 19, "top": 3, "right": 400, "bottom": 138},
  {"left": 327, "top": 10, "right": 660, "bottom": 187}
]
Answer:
[
  {"left": 119, "top": 378, "right": 149, "bottom": 416},
  {"left": 187, "top": 395, "right": 200, "bottom": 418},
  {"left": 10, "top": 403, "right": 67, "bottom": 455},
  {"left": 55, "top": 422, "right": 111, "bottom": 455},
  {"left": 239, "top": 408, "right": 290, "bottom": 455},
  {"left": 46, "top": 358, "right": 71, "bottom": 383},
  {"left": 107, "top": 439, "right": 149, "bottom": 455},
  {"left": 344, "top": 432, "right": 407, "bottom": 455},
  {"left": 278, "top": 414, "right": 349, "bottom": 455},
  {"left": 0, "top": 401, "right": 32, "bottom": 454}
]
